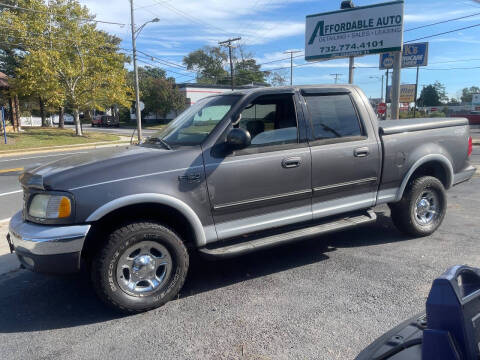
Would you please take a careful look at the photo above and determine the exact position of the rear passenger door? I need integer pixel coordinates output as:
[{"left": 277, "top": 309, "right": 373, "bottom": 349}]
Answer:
[{"left": 301, "top": 88, "right": 381, "bottom": 220}]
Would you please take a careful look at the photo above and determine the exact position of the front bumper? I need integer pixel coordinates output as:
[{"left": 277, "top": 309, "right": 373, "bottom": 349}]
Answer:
[
  {"left": 453, "top": 165, "right": 476, "bottom": 185},
  {"left": 7, "top": 211, "right": 90, "bottom": 274}
]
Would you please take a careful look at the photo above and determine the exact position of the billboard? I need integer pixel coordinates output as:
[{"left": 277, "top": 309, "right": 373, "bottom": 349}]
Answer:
[
  {"left": 379, "top": 42, "right": 429, "bottom": 69},
  {"left": 473, "top": 94, "right": 480, "bottom": 106},
  {"left": 305, "top": 1, "right": 404, "bottom": 61},
  {"left": 386, "top": 84, "right": 416, "bottom": 103}
]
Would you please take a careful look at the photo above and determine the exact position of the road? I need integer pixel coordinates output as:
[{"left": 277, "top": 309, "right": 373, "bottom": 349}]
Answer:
[
  {"left": 0, "top": 176, "right": 479, "bottom": 359},
  {"left": 64, "top": 124, "right": 159, "bottom": 137},
  {"left": 0, "top": 149, "right": 99, "bottom": 219}
]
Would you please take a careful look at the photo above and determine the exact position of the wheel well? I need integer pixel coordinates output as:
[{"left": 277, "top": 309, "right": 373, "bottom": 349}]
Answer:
[
  {"left": 408, "top": 161, "right": 450, "bottom": 189},
  {"left": 82, "top": 203, "right": 197, "bottom": 261}
]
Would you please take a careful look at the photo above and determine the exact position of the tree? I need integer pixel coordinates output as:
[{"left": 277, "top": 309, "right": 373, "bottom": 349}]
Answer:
[
  {"left": 183, "top": 47, "right": 229, "bottom": 84},
  {"left": 447, "top": 98, "right": 460, "bottom": 105},
  {"left": 460, "top": 86, "right": 480, "bottom": 103},
  {"left": 268, "top": 72, "right": 288, "bottom": 87},
  {"left": 417, "top": 81, "right": 447, "bottom": 107},
  {"left": 134, "top": 66, "right": 185, "bottom": 118},
  {"left": 183, "top": 46, "right": 269, "bottom": 86},
  {"left": 433, "top": 81, "right": 448, "bottom": 104},
  {"left": 2, "top": 0, "right": 132, "bottom": 135}
]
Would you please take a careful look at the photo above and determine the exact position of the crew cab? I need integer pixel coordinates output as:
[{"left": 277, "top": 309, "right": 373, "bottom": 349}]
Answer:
[{"left": 7, "top": 85, "right": 475, "bottom": 313}]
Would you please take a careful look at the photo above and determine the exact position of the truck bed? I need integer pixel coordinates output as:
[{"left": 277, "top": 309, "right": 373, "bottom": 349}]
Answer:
[
  {"left": 377, "top": 117, "right": 472, "bottom": 203},
  {"left": 379, "top": 117, "right": 468, "bottom": 135}
]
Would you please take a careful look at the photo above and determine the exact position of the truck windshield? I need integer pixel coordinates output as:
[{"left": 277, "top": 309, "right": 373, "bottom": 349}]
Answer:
[{"left": 146, "top": 95, "right": 241, "bottom": 147}]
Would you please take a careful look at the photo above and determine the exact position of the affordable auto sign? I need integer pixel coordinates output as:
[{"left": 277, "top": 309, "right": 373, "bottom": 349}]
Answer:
[{"left": 305, "top": 1, "right": 404, "bottom": 60}]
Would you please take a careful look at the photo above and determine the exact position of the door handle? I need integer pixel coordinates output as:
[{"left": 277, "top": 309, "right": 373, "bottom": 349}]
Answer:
[
  {"left": 354, "top": 147, "right": 370, "bottom": 157},
  {"left": 282, "top": 157, "right": 302, "bottom": 168}
]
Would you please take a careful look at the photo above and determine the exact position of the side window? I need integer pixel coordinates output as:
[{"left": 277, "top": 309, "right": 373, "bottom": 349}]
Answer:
[
  {"left": 238, "top": 94, "right": 298, "bottom": 148},
  {"left": 304, "top": 94, "right": 363, "bottom": 140}
]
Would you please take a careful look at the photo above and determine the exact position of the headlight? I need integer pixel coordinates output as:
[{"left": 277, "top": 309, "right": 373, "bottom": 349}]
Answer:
[{"left": 29, "top": 194, "right": 72, "bottom": 219}]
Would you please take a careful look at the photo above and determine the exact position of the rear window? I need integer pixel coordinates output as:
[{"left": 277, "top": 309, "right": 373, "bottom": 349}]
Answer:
[{"left": 304, "top": 94, "right": 363, "bottom": 140}]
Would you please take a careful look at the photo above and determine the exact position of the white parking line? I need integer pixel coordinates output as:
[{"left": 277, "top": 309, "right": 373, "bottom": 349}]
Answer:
[
  {"left": 0, "top": 151, "right": 88, "bottom": 163},
  {"left": 0, "top": 190, "right": 22, "bottom": 197}
]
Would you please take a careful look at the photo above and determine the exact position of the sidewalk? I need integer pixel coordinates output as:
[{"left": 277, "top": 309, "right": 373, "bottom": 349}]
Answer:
[
  {"left": 0, "top": 136, "right": 132, "bottom": 158},
  {"left": 0, "top": 220, "right": 20, "bottom": 276}
]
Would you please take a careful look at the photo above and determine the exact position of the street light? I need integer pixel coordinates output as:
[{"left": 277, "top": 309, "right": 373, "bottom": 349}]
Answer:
[
  {"left": 130, "top": 0, "right": 159, "bottom": 142},
  {"left": 135, "top": 18, "right": 160, "bottom": 39},
  {"left": 370, "top": 75, "right": 385, "bottom": 102}
]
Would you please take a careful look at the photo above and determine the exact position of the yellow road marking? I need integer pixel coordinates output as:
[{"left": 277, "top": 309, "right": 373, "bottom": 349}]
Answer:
[{"left": 0, "top": 167, "right": 24, "bottom": 174}]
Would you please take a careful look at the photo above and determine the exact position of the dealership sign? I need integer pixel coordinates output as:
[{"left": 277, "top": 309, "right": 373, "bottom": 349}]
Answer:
[
  {"left": 387, "top": 84, "right": 416, "bottom": 103},
  {"left": 379, "top": 42, "right": 429, "bottom": 69},
  {"left": 305, "top": 1, "right": 404, "bottom": 60}
]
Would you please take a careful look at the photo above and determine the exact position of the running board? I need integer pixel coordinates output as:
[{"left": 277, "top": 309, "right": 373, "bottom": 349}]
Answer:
[{"left": 199, "top": 210, "right": 377, "bottom": 259}]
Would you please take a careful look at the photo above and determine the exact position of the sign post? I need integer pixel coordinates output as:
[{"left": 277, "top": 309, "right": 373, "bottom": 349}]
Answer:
[
  {"left": 414, "top": 66, "right": 420, "bottom": 117},
  {"left": 380, "top": 42, "right": 428, "bottom": 118},
  {"left": 1, "top": 107, "right": 6, "bottom": 144}
]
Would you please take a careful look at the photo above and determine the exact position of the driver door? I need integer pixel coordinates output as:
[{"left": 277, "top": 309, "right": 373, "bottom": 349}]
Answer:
[{"left": 203, "top": 92, "right": 312, "bottom": 241}]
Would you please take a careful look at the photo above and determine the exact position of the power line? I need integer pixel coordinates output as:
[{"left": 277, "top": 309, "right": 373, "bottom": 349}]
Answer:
[
  {"left": 405, "top": 23, "right": 480, "bottom": 43},
  {"left": 405, "top": 11, "right": 480, "bottom": 32},
  {"left": 135, "top": 57, "right": 196, "bottom": 78},
  {"left": 150, "top": 0, "right": 240, "bottom": 37},
  {"left": 0, "top": 2, "right": 126, "bottom": 26},
  {"left": 135, "top": 49, "right": 190, "bottom": 70},
  {"left": 136, "top": 58, "right": 196, "bottom": 80},
  {"left": 424, "top": 66, "right": 480, "bottom": 71},
  {"left": 330, "top": 73, "right": 343, "bottom": 84}
]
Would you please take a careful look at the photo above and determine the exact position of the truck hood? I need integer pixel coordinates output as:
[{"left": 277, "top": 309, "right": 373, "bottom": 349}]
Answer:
[{"left": 20, "top": 145, "right": 201, "bottom": 191}]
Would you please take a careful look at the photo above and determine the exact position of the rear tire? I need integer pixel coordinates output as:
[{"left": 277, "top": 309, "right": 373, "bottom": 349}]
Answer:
[
  {"left": 389, "top": 176, "right": 447, "bottom": 237},
  {"left": 91, "top": 222, "right": 189, "bottom": 314}
]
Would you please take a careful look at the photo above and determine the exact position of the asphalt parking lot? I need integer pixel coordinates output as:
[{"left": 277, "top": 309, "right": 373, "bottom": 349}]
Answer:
[{"left": 0, "top": 173, "right": 479, "bottom": 359}]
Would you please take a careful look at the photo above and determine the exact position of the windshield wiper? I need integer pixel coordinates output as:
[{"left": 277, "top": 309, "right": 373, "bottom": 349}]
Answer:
[{"left": 145, "top": 137, "right": 172, "bottom": 150}]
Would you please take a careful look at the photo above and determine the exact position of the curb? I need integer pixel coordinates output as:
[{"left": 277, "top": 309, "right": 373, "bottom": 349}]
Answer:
[{"left": 0, "top": 141, "right": 132, "bottom": 158}]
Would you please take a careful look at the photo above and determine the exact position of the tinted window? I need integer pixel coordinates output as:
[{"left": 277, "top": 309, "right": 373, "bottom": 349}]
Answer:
[
  {"left": 238, "top": 94, "right": 298, "bottom": 148},
  {"left": 152, "top": 95, "right": 240, "bottom": 146},
  {"left": 305, "top": 95, "right": 362, "bottom": 140}
]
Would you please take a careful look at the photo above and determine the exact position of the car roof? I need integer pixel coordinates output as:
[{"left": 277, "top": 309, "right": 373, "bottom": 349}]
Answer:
[{"left": 222, "top": 84, "right": 360, "bottom": 97}]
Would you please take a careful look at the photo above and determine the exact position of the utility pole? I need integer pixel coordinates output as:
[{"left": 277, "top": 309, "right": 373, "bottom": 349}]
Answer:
[
  {"left": 284, "top": 50, "right": 302, "bottom": 86},
  {"left": 370, "top": 75, "right": 385, "bottom": 102},
  {"left": 130, "top": 0, "right": 142, "bottom": 143},
  {"left": 341, "top": 1, "right": 356, "bottom": 84},
  {"left": 413, "top": 65, "right": 420, "bottom": 118},
  {"left": 390, "top": 51, "right": 402, "bottom": 120},
  {"left": 348, "top": 56, "right": 355, "bottom": 84},
  {"left": 330, "top": 73, "right": 343, "bottom": 84},
  {"left": 129, "top": 1, "right": 159, "bottom": 143},
  {"left": 219, "top": 37, "right": 241, "bottom": 91}
]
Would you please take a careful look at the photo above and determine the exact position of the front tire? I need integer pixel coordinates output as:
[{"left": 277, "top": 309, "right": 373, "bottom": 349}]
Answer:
[
  {"left": 91, "top": 222, "right": 189, "bottom": 314},
  {"left": 389, "top": 176, "right": 447, "bottom": 237}
]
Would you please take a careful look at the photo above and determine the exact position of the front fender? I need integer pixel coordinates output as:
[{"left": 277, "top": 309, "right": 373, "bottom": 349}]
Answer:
[{"left": 86, "top": 193, "right": 208, "bottom": 247}]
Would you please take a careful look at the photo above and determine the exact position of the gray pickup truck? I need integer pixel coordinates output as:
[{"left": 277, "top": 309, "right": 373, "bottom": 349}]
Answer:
[{"left": 7, "top": 85, "right": 475, "bottom": 313}]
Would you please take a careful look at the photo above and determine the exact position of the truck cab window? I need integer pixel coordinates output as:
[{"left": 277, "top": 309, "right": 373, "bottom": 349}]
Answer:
[
  {"left": 305, "top": 94, "right": 363, "bottom": 140},
  {"left": 238, "top": 94, "right": 298, "bottom": 148}
]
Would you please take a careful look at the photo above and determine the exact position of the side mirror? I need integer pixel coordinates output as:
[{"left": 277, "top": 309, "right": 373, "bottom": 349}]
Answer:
[{"left": 226, "top": 128, "right": 251, "bottom": 150}]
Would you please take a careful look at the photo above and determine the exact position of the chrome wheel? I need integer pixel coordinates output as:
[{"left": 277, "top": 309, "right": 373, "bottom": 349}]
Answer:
[
  {"left": 116, "top": 241, "right": 172, "bottom": 296},
  {"left": 414, "top": 190, "right": 439, "bottom": 225}
]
